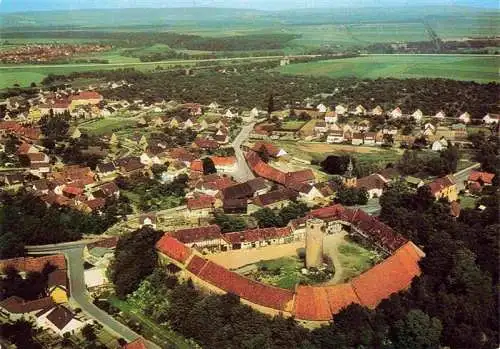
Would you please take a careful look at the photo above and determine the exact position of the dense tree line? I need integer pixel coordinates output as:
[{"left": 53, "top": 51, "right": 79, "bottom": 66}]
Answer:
[
  {"left": 397, "top": 146, "right": 460, "bottom": 177},
  {"left": 1, "top": 31, "right": 298, "bottom": 51},
  {"left": 252, "top": 202, "right": 309, "bottom": 228},
  {"left": 0, "top": 263, "right": 55, "bottom": 301},
  {"left": 44, "top": 69, "right": 499, "bottom": 117},
  {"left": 0, "top": 191, "right": 128, "bottom": 258}
]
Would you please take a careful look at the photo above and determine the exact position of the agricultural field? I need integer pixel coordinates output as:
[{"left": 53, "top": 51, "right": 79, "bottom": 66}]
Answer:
[
  {"left": 275, "top": 55, "right": 500, "bottom": 83},
  {"left": 279, "top": 120, "right": 307, "bottom": 131},
  {"left": 79, "top": 117, "right": 137, "bottom": 135}
]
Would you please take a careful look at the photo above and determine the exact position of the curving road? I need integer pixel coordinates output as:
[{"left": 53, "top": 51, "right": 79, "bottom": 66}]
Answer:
[
  {"left": 26, "top": 244, "right": 160, "bottom": 349},
  {"left": 229, "top": 121, "right": 256, "bottom": 183}
]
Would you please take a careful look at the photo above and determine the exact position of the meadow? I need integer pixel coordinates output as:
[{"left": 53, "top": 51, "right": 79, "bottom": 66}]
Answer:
[{"left": 275, "top": 55, "right": 500, "bottom": 83}]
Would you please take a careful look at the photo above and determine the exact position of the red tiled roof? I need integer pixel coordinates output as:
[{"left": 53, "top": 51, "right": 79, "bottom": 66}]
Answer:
[
  {"left": 351, "top": 242, "right": 424, "bottom": 309},
  {"left": 190, "top": 159, "right": 203, "bottom": 172},
  {"left": 428, "top": 175, "right": 455, "bottom": 195},
  {"left": 71, "top": 91, "right": 103, "bottom": 101},
  {"left": 356, "top": 174, "right": 388, "bottom": 191},
  {"left": 324, "top": 283, "right": 362, "bottom": 316},
  {"left": 0, "top": 296, "right": 55, "bottom": 314},
  {"left": 245, "top": 151, "right": 286, "bottom": 184},
  {"left": 186, "top": 255, "right": 208, "bottom": 275},
  {"left": 194, "top": 138, "right": 219, "bottom": 150},
  {"left": 468, "top": 171, "right": 495, "bottom": 185},
  {"left": 17, "top": 142, "right": 34, "bottom": 155},
  {"left": 211, "top": 156, "right": 236, "bottom": 166},
  {"left": 85, "top": 198, "right": 106, "bottom": 211},
  {"left": 171, "top": 225, "right": 222, "bottom": 244},
  {"left": 0, "top": 255, "right": 66, "bottom": 273},
  {"left": 187, "top": 196, "right": 215, "bottom": 210},
  {"left": 223, "top": 227, "right": 291, "bottom": 245},
  {"left": 294, "top": 286, "right": 332, "bottom": 321},
  {"left": 123, "top": 338, "right": 147, "bottom": 349},
  {"left": 196, "top": 261, "right": 294, "bottom": 311},
  {"left": 285, "top": 169, "right": 315, "bottom": 185},
  {"left": 252, "top": 142, "right": 282, "bottom": 157},
  {"left": 63, "top": 186, "right": 84, "bottom": 196},
  {"left": 202, "top": 176, "right": 237, "bottom": 191},
  {"left": 87, "top": 236, "right": 119, "bottom": 249},
  {"left": 156, "top": 235, "right": 192, "bottom": 264}
]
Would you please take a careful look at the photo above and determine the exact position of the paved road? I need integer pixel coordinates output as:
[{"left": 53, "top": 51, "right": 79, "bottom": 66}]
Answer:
[
  {"left": 0, "top": 54, "right": 320, "bottom": 70},
  {"left": 26, "top": 245, "right": 160, "bottom": 349},
  {"left": 453, "top": 162, "right": 481, "bottom": 191},
  {"left": 361, "top": 53, "right": 500, "bottom": 57},
  {"left": 229, "top": 122, "right": 256, "bottom": 183}
]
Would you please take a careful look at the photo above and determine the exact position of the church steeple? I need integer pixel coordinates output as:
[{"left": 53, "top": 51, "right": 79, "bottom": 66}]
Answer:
[{"left": 342, "top": 157, "right": 357, "bottom": 188}]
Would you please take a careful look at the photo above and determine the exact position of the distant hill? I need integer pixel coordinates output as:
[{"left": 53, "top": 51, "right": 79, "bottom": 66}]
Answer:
[{"left": 0, "top": 6, "right": 498, "bottom": 30}]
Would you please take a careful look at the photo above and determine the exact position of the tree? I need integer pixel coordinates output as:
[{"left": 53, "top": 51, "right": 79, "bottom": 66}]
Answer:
[
  {"left": 81, "top": 324, "right": 97, "bottom": 342},
  {"left": 320, "top": 155, "right": 351, "bottom": 175},
  {"left": 440, "top": 145, "right": 460, "bottom": 173},
  {"left": 267, "top": 92, "right": 274, "bottom": 115},
  {"left": 202, "top": 157, "right": 216, "bottom": 175},
  {"left": 213, "top": 213, "right": 246, "bottom": 233},
  {"left": 110, "top": 227, "right": 163, "bottom": 298},
  {"left": 252, "top": 207, "right": 283, "bottom": 228},
  {"left": 40, "top": 114, "right": 69, "bottom": 140},
  {"left": 392, "top": 309, "right": 442, "bottom": 349}
]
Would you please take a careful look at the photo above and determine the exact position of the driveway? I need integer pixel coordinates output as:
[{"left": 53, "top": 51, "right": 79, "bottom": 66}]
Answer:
[{"left": 26, "top": 244, "right": 160, "bottom": 349}]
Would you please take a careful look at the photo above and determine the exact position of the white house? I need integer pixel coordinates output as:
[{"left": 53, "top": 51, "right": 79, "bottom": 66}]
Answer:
[
  {"left": 434, "top": 111, "right": 446, "bottom": 120},
  {"left": 431, "top": 140, "right": 444, "bottom": 151},
  {"left": 324, "top": 111, "right": 337, "bottom": 124},
  {"left": 250, "top": 107, "right": 260, "bottom": 118},
  {"left": 316, "top": 103, "right": 327, "bottom": 113},
  {"left": 335, "top": 104, "right": 347, "bottom": 115},
  {"left": 363, "top": 132, "right": 377, "bottom": 146},
  {"left": 326, "top": 130, "right": 345, "bottom": 144},
  {"left": 372, "top": 105, "right": 384, "bottom": 116},
  {"left": 314, "top": 121, "right": 328, "bottom": 134},
  {"left": 356, "top": 173, "right": 389, "bottom": 199},
  {"left": 411, "top": 109, "right": 424, "bottom": 123},
  {"left": 389, "top": 107, "right": 403, "bottom": 119},
  {"left": 353, "top": 105, "right": 366, "bottom": 116},
  {"left": 84, "top": 267, "right": 109, "bottom": 289},
  {"left": 139, "top": 214, "right": 157, "bottom": 229},
  {"left": 458, "top": 112, "right": 471, "bottom": 124},
  {"left": 351, "top": 133, "right": 364, "bottom": 145},
  {"left": 483, "top": 113, "right": 498, "bottom": 124},
  {"left": 36, "top": 306, "right": 86, "bottom": 336},
  {"left": 208, "top": 101, "right": 219, "bottom": 112},
  {"left": 225, "top": 109, "right": 237, "bottom": 118}
]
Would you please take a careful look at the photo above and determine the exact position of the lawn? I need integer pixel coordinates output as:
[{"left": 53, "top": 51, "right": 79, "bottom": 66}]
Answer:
[
  {"left": 108, "top": 296, "right": 194, "bottom": 349},
  {"left": 459, "top": 195, "right": 477, "bottom": 209},
  {"left": 274, "top": 55, "right": 500, "bottom": 83},
  {"left": 336, "top": 238, "right": 381, "bottom": 282},
  {"left": 80, "top": 117, "right": 137, "bottom": 135},
  {"left": 279, "top": 120, "right": 307, "bottom": 131},
  {"left": 254, "top": 256, "right": 304, "bottom": 290}
]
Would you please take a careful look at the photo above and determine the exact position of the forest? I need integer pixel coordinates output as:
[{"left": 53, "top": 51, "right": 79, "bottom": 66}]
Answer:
[{"left": 44, "top": 68, "right": 500, "bottom": 118}]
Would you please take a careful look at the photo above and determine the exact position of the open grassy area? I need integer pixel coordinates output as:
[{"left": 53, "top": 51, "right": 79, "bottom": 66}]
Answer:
[
  {"left": 254, "top": 256, "right": 304, "bottom": 290},
  {"left": 279, "top": 120, "right": 307, "bottom": 131},
  {"left": 459, "top": 195, "right": 477, "bottom": 209},
  {"left": 79, "top": 117, "right": 137, "bottom": 135},
  {"left": 274, "top": 55, "right": 500, "bottom": 83},
  {"left": 337, "top": 238, "right": 381, "bottom": 282},
  {"left": 108, "top": 296, "right": 194, "bottom": 349}
]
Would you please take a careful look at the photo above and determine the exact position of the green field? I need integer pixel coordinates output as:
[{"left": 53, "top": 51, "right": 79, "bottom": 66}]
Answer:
[
  {"left": 275, "top": 55, "right": 500, "bottom": 83},
  {"left": 254, "top": 257, "right": 304, "bottom": 290},
  {"left": 79, "top": 117, "right": 137, "bottom": 135}
]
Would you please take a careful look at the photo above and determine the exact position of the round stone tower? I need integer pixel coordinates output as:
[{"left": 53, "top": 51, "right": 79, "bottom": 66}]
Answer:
[{"left": 305, "top": 218, "right": 325, "bottom": 269}]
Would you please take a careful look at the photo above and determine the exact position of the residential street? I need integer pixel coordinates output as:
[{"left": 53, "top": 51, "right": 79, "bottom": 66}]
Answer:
[
  {"left": 26, "top": 244, "right": 161, "bottom": 349},
  {"left": 230, "top": 121, "right": 256, "bottom": 182}
]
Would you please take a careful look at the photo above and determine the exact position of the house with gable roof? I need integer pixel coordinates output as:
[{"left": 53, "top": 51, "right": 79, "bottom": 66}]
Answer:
[{"left": 428, "top": 175, "right": 457, "bottom": 202}]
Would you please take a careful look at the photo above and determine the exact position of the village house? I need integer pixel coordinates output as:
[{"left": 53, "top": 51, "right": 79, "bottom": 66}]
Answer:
[
  {"left": 171, "top": 225, "right": 223, "bottom": 251},
  {"left": 211, "top": 156, "right": 237, "bottom": 173},
  {"left": 389, "top": 107, "right": 403, "bottom": 119},
  {"left": 69, "top": 91, "right": 103, "bottom": 110},
  {"left": 316, "top": 103, "right": 327, "bottom": 113},
  {"left": 351, "top": 133, "right": 364, "bottom": 146},
  {"left": 433, "top": 111, "right": 446, "bottom": 120},
  {"left": 36, "top": 305, "right": 86, "bottom": 336},
  {"left": 335, "top": 104, "right": 347, "bottom": 115},
  {"left": 222, "top": 227, "right": 293, "bottom": 250},
  {"left": 139, "top": 214, "right": 157, "bottom": 229},
  {"left": 353, "top": 104, "right": 367, "bottom": 116},
  {"left": 223, "top": 198, "right": 248, "bottom": 214},
  {"left": 114, "top": 156, "right": 145, "bottom": 176},
  {"left": 314, "top": 121, "right": 328, "bottom": 134},
  {"left": 411, "top": 109, "right": 424, "bottom": 123},
  {"left": 405, "top": 176, "right": 425, "bottom": 189},
  {"left": 324, "top": 111, "right": 337, "bottom": 124},
  {"left": 466, "top": 171, "right": 495, "bottom": 192},
  {"left": 25, "top": 152, "right": 51, "bottom": 176},
  {"left": 372, "top": 105, "right": 384, "bottom": 116},
  {"left": 356, "top": 174, "right": 389, "bottom": 198},
  {"left": 251, "top": 142, "right": 287, "bottom": 158},
  {"left": 248, "top": 188, "right": 298, "bottom": 213},
  {"left": 431, "top": 140, "right": 445, "bottom": 151},
  {"left": 326, "top": 130, "right": 345, "bottom": 144},
  {"left": 0, "top": 296, "right": 55, "bottom": 321},
  {"left": 186, "top": 195, "right": 216, "bottom": 218},
  {"left": 428, "top": 175, "right": 458, "bottom": 202},
  {"left": 458, "top": 112, "right": 471, "bottom": 124},
  {"left": 363, "top": 132, "right": 378, "bottom": 146},
  {"left": 482, "top": 113, "right": 499, "bottom": 124},
  {"left": 208, "top": 101, "right": 220, "bottom": 113},
  {"left": 95, "top": 162, "right": 117, "bottom": 179},
  {"left": 222, "top": 177, "right": 270, "bottom": 201},
  {"left": 91, "top": 181, "right": 120, "bottom": 199}
]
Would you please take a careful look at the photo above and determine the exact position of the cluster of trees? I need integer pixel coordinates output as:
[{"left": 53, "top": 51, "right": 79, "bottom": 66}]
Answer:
[
  {"left": 150, "top": 126, "right": 197, "bottom": 148},
  {"left": 115, "top": 173, "right": 188, "bottom": 211},
  {"left": 252, "top": 202, "right": 309, "bottom": 228},
  {"left": 375, "top": 181, "right": 499, "bottom": 348},
  {"left": 335, "top": 186, "right": 369, "bottom": 206},
  {"left": 109, "top": 227, "right": 164, "bottom": 298},
  {"left": 39, "top": 113, "right": 70, "bottom": 141},
  {"left": 397, "top": 146, "right": 460, "bottom": 177},
  {"left": 468, "top": 131, "right": 499, "bottom": 181},
  {"left": 213, "top": 213, "right": 247, "bottom": 233},
  {"left": 0, "top": 191, "right": 127, "bottom": 258},
  {"left": 0, "top": 320, "right": 41, "bottom": 349}
]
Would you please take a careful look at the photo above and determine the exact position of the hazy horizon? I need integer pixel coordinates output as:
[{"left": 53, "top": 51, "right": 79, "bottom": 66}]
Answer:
[{"left": 0, "top": 0, "right": 498, "bottom": 13}]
